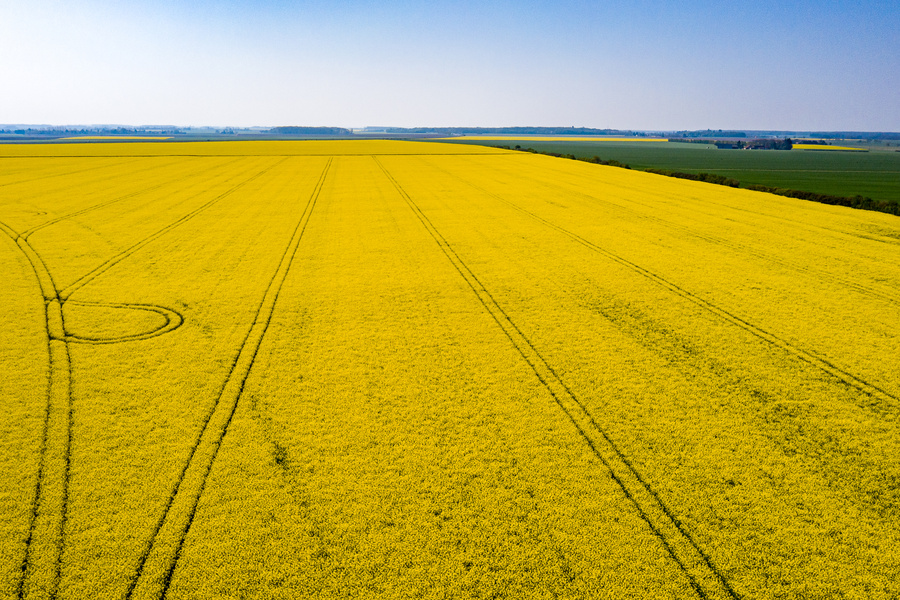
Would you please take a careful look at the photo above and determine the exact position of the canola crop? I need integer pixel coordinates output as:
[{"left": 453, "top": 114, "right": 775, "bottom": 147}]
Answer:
[
  {"left": 1, "top": 140, "right": 898, "bottom": 599},
  {"left": 792, "top": 144, "right": 866, "bottom": 151}
]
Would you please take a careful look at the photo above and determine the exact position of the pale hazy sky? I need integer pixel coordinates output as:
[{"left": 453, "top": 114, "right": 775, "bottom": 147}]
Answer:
[{"left": 1, "top": 0, "right": 898, "bottom": 130}]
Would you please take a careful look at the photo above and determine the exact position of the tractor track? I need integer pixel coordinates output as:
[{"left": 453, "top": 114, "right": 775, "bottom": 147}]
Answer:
[
  {"left": 0, "top": 221, "right": 73, "bottom": 600},
  {"left": 374, "top": 156, "right": 741, "bottom": 600},
  {"left": 125, "top": 158, "right": 331, "bottom": 600},
  {"left": 0, "top": 157, "right": 289, "bottom": 599},
  {"left": 21, "top": 157, "right": 245, "bottom": 240},
  {"left": 446, "top": 155, "right": 900, "bottom": 305},
  {"left": 59, "top": 158, "right": 288, "bottom": 301},
  {"left": 420, "top": 156, "right": 899, "bottom": 414}
]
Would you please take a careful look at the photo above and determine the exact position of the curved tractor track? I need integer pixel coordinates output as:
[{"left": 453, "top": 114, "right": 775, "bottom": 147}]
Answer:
[
  {"left": 0, "top": 159, "right": 285, "bottom": 600},
  {"left": 125, "top": 158, "right": 331, "bottom": 600}
]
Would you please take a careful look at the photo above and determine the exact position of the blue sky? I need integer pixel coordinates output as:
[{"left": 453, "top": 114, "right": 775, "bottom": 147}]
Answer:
[{"left": 1, "top": 0, "right": 898, "bottom": 130}]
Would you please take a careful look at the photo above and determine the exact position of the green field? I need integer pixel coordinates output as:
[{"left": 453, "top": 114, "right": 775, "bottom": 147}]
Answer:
[{"left": 435, "top": 139, "right": 900, "bottom": 205}]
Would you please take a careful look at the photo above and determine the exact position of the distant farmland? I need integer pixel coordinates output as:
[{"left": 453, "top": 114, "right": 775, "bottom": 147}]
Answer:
[
  {"left": 1, "top": 140, "right": 898, "bottom": 599},
  {"left": 437, "top": 137, "right": 900, "bottom": 205}
]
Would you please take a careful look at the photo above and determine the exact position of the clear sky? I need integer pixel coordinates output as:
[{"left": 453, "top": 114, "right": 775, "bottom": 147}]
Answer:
[{"left": 1, "top": 0, "right": 898, "bottom": 130}]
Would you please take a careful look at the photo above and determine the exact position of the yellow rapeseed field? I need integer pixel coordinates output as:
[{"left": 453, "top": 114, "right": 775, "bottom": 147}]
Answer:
[
  {"left": 792, "top": 144, "right": 866, "bottom": 151},
  {"left": 1, "top": 140, "right": 898, "bottom": 599}
]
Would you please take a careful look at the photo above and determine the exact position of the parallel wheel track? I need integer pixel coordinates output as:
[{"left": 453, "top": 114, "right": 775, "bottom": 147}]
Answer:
[
  {"left": 59, "top": 158, "right": 288, "bottom": 301},
  {"left": 61, "top": 301, "right": 184, "bottom": 344},
  {"left": 441, "top": 156, "right": 900, "bottom": 305},
  {"left": 497, "top": 190, "right": 899, "bottom": 412},
  {"left": 425, "top": 157, "right": 899, "bottom": 414},
  {"left": 374, "top": 157, "right": 741, "bottom": 600},
  {"left": 125, "top": 158, "right": 332, "bottom": 600},
  {"left": 0, "top": 158, "right": 142, "bottom": 190},
  {"left": 21, "top": 157, "right": 245, "bottom": 241},
  {"left": 1, "top": 157, "right": 290, "bottom": 599},
  {"left": 0, "top": 220, "right": 73, "bottom": 600}
]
